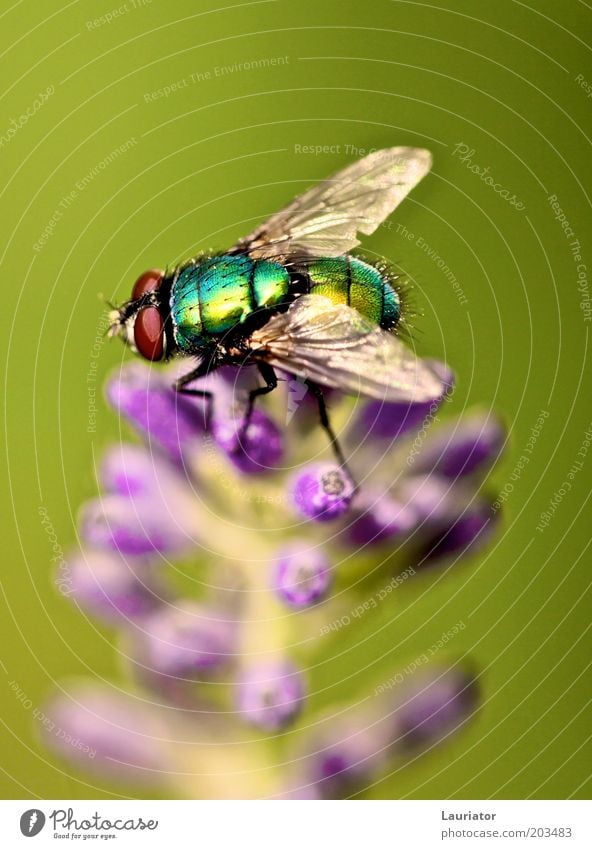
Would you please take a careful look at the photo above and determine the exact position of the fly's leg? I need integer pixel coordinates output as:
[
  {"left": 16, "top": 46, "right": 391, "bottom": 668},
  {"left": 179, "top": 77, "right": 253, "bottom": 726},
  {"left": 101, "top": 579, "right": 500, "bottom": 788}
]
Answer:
[
  {"left": 306, "top": 381, "right": 358, "bottom": 495},
  {"left": 238, "top": 362, "right": 278, "bottom": 439},
  {"left": 174, "top": 359, "right": 216, "bottom": 430}
]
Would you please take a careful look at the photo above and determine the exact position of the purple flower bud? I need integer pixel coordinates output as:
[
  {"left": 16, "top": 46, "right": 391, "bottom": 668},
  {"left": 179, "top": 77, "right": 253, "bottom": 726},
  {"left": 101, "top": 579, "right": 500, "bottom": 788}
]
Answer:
[
  {"left": 412, "top": 413, "right": 505, "bottom": 479},
  {"left": 81, "top": 446, "right": 199, "bottom": 556},
  {"left": 311, "top": 728, "right": 390, "bottom": 798},
  {"left": 273, "top": 543, "right": 332, "bottom": 608},
  {"left": 292, "top": 463, "right": 354, "bottom": 522},
  {"left": 42, "top": 685, "right": 171, "bottom": 782},
  {"left": 355, "top": 361, "right": 454, "bottom": 440},
  {"left": 419, "top": 500, "right": 498, "bottom": 564},
  {"left": 393, "top": 667, "right": 478, "bottom": 749},
  {"left": 212, "top": 408, "right": 283, "bottom": 473},
  {"left": 397, "top": 474, "right": 457, "bottom": 528},
  {"left": 140, "top": 601, "right": 235, "bottom": 675},
  {"left": 347, "top": 490, "right": 419, "bottom": 546},
  {"left": 237, "top": 661, "right": 305, "bottom": 730},
  {"left": 295, "top": 706, "right": 395, "bottom": 799},
  {"left": 79, "top": 494, "right": 193, "bottom": 556},
  {"left": 66, "top": 550, "right": 161, "bottom": 621},
  {"left": 100, "top": 443, "right": 164, "bottom": 498},
  {"left": 106, "top": 363, "right": 204, "bottom": 462}
]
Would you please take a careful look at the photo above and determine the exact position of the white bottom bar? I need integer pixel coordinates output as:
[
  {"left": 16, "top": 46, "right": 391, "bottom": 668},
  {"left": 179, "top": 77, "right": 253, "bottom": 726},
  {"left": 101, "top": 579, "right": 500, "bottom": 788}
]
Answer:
[{"left": 1, "top": 800, "right": 590, "bottom": 848}]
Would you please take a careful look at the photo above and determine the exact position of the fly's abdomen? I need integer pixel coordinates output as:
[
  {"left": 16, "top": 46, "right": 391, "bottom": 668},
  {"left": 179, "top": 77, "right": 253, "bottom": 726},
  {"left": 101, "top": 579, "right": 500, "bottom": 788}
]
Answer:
[
  {"left": 170, "top": 254, "right": 290, "bottom": 351},
  {"left": 303, "top": 256, "right": 401, "bottom": 330}
]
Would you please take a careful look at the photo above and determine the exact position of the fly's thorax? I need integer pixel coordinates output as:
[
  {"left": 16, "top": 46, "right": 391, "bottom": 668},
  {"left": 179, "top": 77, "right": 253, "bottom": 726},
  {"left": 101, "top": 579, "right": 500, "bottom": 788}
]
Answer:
[
  {"left": 169, "top": 254, "right": 290, "bottom": 352},
  {"left": 302, "top": 256, "right": 401, "bottom": 330}
]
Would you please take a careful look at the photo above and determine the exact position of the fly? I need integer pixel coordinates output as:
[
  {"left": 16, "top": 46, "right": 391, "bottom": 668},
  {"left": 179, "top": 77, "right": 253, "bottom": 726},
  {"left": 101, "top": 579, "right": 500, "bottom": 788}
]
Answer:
[{"left": 108, "top": 147, "right": 445, "bottom": 484}]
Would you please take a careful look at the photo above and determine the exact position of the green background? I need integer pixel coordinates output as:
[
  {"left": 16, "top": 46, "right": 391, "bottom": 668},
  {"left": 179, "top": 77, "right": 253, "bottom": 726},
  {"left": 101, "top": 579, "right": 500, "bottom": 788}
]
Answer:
[{"left": 1, "top": 0, "right": 591, "bottom": 799}]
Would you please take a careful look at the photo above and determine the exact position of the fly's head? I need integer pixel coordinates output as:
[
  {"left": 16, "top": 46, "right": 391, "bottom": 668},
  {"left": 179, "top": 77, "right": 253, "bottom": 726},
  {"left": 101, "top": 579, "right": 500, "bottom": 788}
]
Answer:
[{"left": 108, "top": 269, "right": 170, "bottom": 361}]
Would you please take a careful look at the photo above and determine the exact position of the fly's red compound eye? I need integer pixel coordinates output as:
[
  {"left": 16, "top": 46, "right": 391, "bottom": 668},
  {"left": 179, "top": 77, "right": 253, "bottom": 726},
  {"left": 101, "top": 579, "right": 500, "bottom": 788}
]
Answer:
[
  {"left": 133, "top": 306, "right": 165, "bottom": 361},
  {"left": 132, "top": 268, "right": 164, "bottom": 300}
]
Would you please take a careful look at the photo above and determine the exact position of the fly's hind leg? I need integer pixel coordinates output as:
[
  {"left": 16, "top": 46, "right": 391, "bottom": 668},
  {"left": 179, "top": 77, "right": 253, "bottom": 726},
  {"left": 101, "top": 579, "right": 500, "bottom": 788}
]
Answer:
[
  {"left": 306, "top": 381, "right": 358, "bottom": 495},
  {"left": 174, "top": 359, "right": 216, "bottom": 430}
]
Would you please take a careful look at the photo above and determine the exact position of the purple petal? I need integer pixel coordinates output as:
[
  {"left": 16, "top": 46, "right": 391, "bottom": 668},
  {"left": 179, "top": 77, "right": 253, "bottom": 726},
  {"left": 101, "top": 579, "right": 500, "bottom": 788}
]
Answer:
[
  {"left": 273, "top": 543, "right": 332, "bottom": 608},
  {"left": 41, "top": 685, "right": 171, "bottom": 783},
  {"left": 65, "top": 550, "right": 162, "bottom": 621},
  {"left": 237, "top": 661, "right": 305, "bottom": 730},
  {"left": 292, "top": 463, "right": 354, "bottom": 522},
  {"left": 139, "top": 602, "right": 236, "bottom": 675},
  {"left": 393, "top": 666, "right": 479, "bottom": 749},
  {"left": 410, "top": 413, "right": 505, "bottom": 479},
  {"left": 106, "top": 363, "right": 204, "bottom": 462},
  {"left": 354, "top": 361, "right": 454, "bottom": 440},
  {"left": 347, "top": 489, "right": 419, "bottom": 546},
  {"left": 212, "top": 408, "right": 283, "bottom": 474}
]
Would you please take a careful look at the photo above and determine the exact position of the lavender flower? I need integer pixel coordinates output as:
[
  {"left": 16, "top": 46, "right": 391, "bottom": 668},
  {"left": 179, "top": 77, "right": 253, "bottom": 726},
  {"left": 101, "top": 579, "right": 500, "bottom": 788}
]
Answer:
[
  {"left": 79, "top": 443, "right": 199, "bottom": 556},
  {"left": 347, "top": 489, "right": 419, "bottom": 546},
  {"left": 41, "top": 685, "right": 172, "bottom": 784},
  {"left": 301, "top": 715, "right": 391, "bottom": 799},
  {"left": 107, "top": 363, "right": 204, "bottom": 462},
  {"left": 287, "top": 664, "right": 478, "bottom": 799},
  {"left": 273, "top": 543, "right": 332, "bottom": 608},
  {"left": 393, "top": 666, "right": 479, "bottom": 749},
  {"left": 44, "top": 360, "right": 504, "bottom": 798},
  {"left": 292, "top": 463, "right": 355, "bottom": 522},
  {"left": 138, "top": 601, "right": 236, "bottom": 676},
  {"left": 213, "top": 407, "right": 284, "bottom": 473},
  {"left": 67, "top": 549, "right": 162, "bottom": 621},
  {"left": 237, "top": 660, "right": 305, "bottom": 730}
]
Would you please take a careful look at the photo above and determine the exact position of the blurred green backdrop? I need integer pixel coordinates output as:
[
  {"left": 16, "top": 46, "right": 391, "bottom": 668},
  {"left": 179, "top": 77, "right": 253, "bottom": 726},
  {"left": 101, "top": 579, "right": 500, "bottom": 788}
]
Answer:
[{"left": 1, "top": 0, "right": 591, "bottom": 799}]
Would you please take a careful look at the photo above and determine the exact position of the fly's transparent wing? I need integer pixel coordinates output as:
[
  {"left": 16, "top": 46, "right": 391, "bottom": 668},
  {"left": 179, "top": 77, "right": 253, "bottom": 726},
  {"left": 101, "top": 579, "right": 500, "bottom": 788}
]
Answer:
[
  {"left": 236, "top": 147, "right": 432, "bottom": 260},
  {"left": 251, "top": 296, "right": 445, "bottom": 402}
]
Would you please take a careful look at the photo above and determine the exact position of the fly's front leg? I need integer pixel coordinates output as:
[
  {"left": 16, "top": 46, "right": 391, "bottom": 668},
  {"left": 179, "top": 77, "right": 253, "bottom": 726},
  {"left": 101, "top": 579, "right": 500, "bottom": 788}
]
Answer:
[
  {"left": 238, "top": 362, "right": 278, "bottom": 439},
  {"left": 306, "top": 380, "right": 358, "bottom": 495},
  {"left": 174, "top": 358, "right": 217, "bottom": 430}
]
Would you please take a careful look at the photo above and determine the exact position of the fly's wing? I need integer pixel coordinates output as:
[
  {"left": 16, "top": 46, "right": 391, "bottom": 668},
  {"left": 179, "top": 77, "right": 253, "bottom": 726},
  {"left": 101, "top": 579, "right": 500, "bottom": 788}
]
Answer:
[
  {"left": 236, "top": 147, "right": 432, "bottom": 260},
  {"left": 251, "top": 296, "right": 445, "bottom": 402}
]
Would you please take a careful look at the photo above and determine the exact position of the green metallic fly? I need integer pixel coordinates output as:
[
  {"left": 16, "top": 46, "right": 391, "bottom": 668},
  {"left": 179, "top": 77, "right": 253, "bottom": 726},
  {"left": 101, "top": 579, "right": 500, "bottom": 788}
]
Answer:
[{"left": 109, "top": 146, "right": 444, "bottom": 472}]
